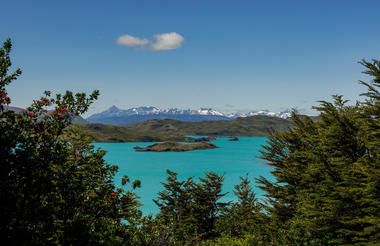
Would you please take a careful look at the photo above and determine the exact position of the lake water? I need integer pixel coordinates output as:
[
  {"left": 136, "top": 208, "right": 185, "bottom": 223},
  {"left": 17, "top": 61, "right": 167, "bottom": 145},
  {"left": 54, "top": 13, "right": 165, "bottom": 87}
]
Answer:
[{"left": 94, "top": 137, "right": 274, "bottom": 215}]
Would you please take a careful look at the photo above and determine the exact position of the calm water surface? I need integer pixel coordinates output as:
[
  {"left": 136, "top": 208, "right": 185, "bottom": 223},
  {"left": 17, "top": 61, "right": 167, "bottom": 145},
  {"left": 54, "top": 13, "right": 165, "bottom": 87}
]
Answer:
[{"left": 94, "top": 137, "right": 274, "bottom": 215}]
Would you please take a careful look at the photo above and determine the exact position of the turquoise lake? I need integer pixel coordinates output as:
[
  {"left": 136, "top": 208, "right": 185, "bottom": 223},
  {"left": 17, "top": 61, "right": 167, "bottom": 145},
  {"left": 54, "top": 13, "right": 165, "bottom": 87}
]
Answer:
[{"left": 94, "top": 137, "right": 274, "bottom": 215}]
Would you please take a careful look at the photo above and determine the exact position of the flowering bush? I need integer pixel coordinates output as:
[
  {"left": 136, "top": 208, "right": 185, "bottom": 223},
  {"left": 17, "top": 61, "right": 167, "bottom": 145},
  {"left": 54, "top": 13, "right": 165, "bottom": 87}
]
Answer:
[{"left": 0, "top": 39, "right": 142, "bottom": 245}]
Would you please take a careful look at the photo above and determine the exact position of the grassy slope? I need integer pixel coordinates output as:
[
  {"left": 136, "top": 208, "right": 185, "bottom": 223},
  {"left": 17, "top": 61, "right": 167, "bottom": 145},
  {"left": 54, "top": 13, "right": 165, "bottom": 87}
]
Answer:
[
  {"left": 82, "top": 123, "right": 194, "bottom": 143},
  {"left": 127, "top": 115, "right": 293, "bottom": 137},
  {"left": 82, "top": 116, "right": 297, "bottom": 142}
]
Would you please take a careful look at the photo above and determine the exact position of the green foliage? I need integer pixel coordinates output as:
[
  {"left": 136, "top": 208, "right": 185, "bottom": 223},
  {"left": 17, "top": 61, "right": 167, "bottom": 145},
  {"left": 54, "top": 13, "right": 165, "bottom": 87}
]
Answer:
[
  {"left": 0, "top": 39, "right": 21, "bottom": 96},
  {"left": 0, "top": 39, "right": 142, "bottom": 245},
  {"left": 199, "top": 233, "right": 261, "bottom": 246},
  {"left": 1, "top": 38, "right": 379, "bottom": 246},
  {"left": 153, "top": 170, "right": 228, "bottom": 245},
  {"left": 256, "top": 59, "right": 380, "bottom": 245},
  {"left": 216, "top": 175, "right": 269, "bottom": 241}
]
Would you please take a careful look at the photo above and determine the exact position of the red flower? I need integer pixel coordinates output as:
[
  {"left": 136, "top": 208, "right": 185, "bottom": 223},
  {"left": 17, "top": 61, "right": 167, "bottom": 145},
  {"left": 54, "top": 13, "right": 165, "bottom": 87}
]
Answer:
[
  {"left": 2, "top": 96, "right": 10, "bottom": 104},
  {"left": 111, "top": 192, "right": 117, "bottom": 196},
  {"left": 49, "top": 110, "right": 56, "bottom": 115},
  {"left": 59, "top": 105, "right": 67, "bottom": 111},
  {"left": 40, "top": 98, "right": 51, "bottom": 106},
  {"left": 58, "top": 114, "right": 65, "bottom": 118},
  {"left": 28, "top": 112, "right": 36, "bottom": 117}
]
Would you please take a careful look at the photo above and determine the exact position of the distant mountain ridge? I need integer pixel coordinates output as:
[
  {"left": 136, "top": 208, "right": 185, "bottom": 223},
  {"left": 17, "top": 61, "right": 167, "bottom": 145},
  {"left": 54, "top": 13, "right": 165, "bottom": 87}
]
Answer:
[
  {"left": 86, "top": 106, "right": 293, "bottom": 126},
  {"left": 227, "top": 109, "right": 292, "bottom": 119}
]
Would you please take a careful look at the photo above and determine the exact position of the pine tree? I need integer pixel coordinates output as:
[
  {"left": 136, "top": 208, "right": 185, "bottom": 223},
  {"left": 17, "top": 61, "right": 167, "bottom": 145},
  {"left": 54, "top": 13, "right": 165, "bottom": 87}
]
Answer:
[
  {"left": 257, "top": 59, "right": 380, "bottom": 245},
  {"left": 153, "top": 170, "right": 194, "bottom": 243},
  {"left": 216, "top": 174, "right": 267, "bottom": 239},
  {"left": 154, "top": 170, "right": 227, "bottom": 244},
  {"left": 351, "top": 59, "right": 380, "bottom": 243},
  {"left": 190, "top": 172, "right": 227, "bottom": 239}
]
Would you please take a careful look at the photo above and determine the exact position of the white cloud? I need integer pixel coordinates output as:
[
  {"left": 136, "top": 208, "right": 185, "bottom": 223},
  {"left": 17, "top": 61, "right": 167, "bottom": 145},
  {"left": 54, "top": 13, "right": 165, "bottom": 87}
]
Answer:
[
  {"left": 116, "top": 32, "right": 184, "bottom": 51},
  {"left": 116, "top": 35, "right": 149, "bottom": 47},
  {"left": 152, "top": 32, "right": 184, "bottom": 51}
]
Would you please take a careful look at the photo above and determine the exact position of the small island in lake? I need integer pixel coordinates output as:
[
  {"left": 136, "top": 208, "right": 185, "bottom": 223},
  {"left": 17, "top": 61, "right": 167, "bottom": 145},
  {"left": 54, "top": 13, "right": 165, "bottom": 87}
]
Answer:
[
  {"left": 229, "top": 136, "right": 239, "bottom": 141},
  {"left": 187, "top": 136, "right": 216, "bottom": 142},
  {"left": 134, "top": 141, "right": 218, "bottom": 152}
]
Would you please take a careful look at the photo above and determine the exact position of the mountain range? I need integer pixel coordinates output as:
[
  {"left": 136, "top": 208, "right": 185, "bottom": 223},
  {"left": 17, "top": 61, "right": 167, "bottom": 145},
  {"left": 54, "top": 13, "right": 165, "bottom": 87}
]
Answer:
[{"left": 86, "top": 106, "right": 293, "bottom": 126}]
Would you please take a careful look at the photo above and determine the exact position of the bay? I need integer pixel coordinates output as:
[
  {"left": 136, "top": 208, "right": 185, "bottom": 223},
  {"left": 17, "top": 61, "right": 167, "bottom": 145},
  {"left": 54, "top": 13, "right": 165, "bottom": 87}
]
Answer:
[{"left": 94, "top": 137, "right": 274, "bottom": 215}]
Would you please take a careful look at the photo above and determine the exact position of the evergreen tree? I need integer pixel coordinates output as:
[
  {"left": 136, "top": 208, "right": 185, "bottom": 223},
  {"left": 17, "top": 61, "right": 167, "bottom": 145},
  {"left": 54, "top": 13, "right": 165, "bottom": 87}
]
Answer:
[
  {"left": 154, "top": 170, "right": 227, "bottom": 244},
  {"left": 257, "top": 59, "right": 380, "bottom": 245},
  {"left": 190, "top": 172, "right": 227, "bottom": 239},
  {"left": 216, "top": 174, "right": 267, "bottom": 239},
  {"left": 153, "top": 170, "right": 194, "bottom": 244}
]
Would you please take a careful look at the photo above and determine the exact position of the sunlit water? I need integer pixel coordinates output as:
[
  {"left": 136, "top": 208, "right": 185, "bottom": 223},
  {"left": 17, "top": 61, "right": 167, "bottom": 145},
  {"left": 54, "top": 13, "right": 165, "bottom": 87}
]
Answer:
[{"left": 94, "top": 137, "right": 274, "bottom": 215}]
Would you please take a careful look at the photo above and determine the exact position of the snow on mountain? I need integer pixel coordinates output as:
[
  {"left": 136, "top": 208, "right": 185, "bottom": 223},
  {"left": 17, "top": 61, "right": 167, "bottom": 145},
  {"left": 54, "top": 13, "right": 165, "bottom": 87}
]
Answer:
[
  {"left": 88, "top": 106, "right": 293, "bottom": 121},
  {"left": 225, "top": 109, "right": 292, "bottom": 119},
  {"left": 194, "top": 108, "right": 225, "bottom": 116},
  {"left": 247, "top": 109, "right": 292, "bottom": 119},
  {"left": 88, "top": 106, "right": 228, "bottom": 119},
  {"left": 276, "top": 109, "right": 293, "bottom": 119},
  {"left": 87, "top": 106, "right": 233, "bottom": 125}
]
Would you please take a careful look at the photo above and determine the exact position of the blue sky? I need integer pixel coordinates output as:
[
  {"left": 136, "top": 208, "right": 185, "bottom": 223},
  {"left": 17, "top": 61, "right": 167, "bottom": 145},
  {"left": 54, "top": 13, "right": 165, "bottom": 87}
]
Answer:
[{"left": 1, "top": 0, "right": 380, "bottom": 116}]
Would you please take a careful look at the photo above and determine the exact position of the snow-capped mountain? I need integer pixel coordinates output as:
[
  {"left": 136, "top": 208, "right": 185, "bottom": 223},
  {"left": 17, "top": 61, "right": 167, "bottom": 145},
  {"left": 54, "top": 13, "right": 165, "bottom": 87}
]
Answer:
[
  {"left": 226, "top": 109, "right": 292, "bottom": 119},
  {"left": 86, "top": 106, "right": 292, "bottom": 126},
  {"left": 245, "top": 109, "right": 292, "bottom": 119},
  {"left": 88, "top": 106, "right": 225, "bottom": 119},
  {"left": 86, "top": 106, "right": 230, "bottom": 125}
]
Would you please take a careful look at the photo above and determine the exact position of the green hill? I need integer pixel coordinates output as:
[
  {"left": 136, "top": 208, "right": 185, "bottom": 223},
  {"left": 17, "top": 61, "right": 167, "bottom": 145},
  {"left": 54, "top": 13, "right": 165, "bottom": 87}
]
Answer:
[
  {"left": 82, "top": 123, "right": 195, "bottom": 143},
  {"left": 127, "top": 115, "right": 293, "bottom": 137},
  {"left": 81, "top": 116, "right": 296, "bottom": 142}
]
